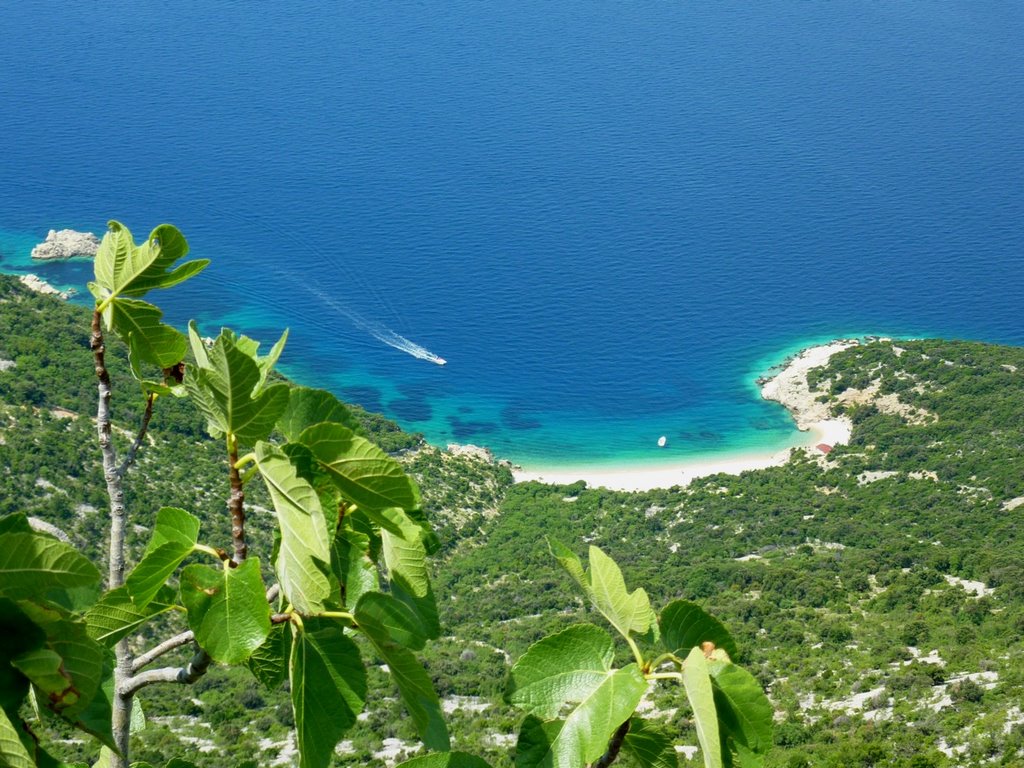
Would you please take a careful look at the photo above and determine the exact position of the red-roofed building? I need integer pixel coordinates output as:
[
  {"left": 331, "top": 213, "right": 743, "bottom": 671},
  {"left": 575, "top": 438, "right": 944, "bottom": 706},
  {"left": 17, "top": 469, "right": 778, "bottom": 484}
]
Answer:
[{"left": 816, "top": 443, "right": 833, "bottom": 454}]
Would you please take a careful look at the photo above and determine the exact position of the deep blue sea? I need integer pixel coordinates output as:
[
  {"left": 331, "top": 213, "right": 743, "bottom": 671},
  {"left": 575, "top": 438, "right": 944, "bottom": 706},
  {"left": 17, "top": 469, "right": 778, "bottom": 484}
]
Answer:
[{"left": 2, "top": 2, "right": 1022, "bottom": 469}]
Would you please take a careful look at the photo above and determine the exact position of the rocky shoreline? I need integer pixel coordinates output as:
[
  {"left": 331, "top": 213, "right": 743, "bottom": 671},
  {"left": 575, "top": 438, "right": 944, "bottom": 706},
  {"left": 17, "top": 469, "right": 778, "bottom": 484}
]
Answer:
[
  {"left": 759, "top": 340, "right": 858, "bottom": 444},
  {"left": 18, "top": 274, "right": 75, "bottom": 300}
]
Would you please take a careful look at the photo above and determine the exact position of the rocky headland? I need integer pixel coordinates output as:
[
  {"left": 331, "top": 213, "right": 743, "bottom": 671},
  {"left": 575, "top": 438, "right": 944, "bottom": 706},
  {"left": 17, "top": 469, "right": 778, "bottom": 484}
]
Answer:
[
  {"left": 19, "top": 274, "right": 74, "bottom": 300},
  {"left": 759, "top": 340, "right": 858, "bottom": 445}
]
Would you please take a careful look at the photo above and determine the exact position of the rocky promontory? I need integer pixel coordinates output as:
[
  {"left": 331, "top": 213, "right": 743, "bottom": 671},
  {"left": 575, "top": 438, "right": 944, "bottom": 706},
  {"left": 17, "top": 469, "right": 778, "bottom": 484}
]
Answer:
[
  {"left": 19, "top": 274, "right": 74, "bottom": 300},
  {"left": 760, "top": 340, "right": 858, "bottom": 443},
  {"left": 31, "top": 229, "right": 100, "bottom": 260}
]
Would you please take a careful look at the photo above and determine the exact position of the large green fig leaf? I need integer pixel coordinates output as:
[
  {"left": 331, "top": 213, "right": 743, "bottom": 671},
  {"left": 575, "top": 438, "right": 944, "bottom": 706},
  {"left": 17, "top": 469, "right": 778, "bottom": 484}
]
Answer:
[
  {"left": 681, "top": 647, "right": 722, "bottom": 768},
  {"left": 248, "top": 623, "right": 291, "bottom": 689},
  {"left": 506, "top": 624, "right": 617, "bottom": 718},
  {"left": 709, "top": 662, "right": 772, "bottom": 767},
  {"left": 255, "top": 442, "right": 332, "bottom": 614},
  {"left": 586, "top": 546, "right": 656, "bottom": 640},
  {"left": 234, "top": 329, "right": 288, "bottom": 393},
  {"left": 290, "top": 620, "right": 366, "bottom": 768},
  {"left": 548, "top": 538, "right": 589, "bottom": 592},
  {"left": 549, "top": 540, "right": 656, "bottom": 643},
  {"left": 298, "top": 422, "right": 421, "bottom": 512},
  {"left": 185, "top": 328, "right": 289, "bottom": 443},
  {"left": 380, "top": 508, "right": 439, "bottom": 638},
  {"left": 514, "top": 716, "right": 563, "bottom": 768},
  {"left": 128, "top": 548, "right": 189, "bottom": 608},
  {"left": 88, "top": 221, "right": 203, "bottom": 382},
  {"left": 513, "top": 662, "right": 646, "bottom": 768},
  {"left": 331, "top": 527, "right": 376, "bottom": 610},
  {"left": 354, "top": 592, "right": 426, "bottom": 651},
  {"left": 108, "top": 298, "right": 187, "bottom": 371},
  {"left": 69, "top": 652, "right": 117, "bottom": 752},
  {"left": 144, "top": 507, "right": 201, "bottom": 554},
  {"left": 0, "top": 531, "right": 100, "bottom": 600},
  {"left": 280, "top": 441, "right": 322, "bottom": 489},
  {"left": 397, "top": 754, "right": 492, "bottom": 768},
  {"left": 660, "top": 600, "right": 738, "bottom": 662},
  {"left": 179, "top": 559, "right": 270, "bottom": 665},
  {"left": 0, "top": 599, "right": 46, "bottom": 714},
  {"left": 11, "top": 649, "right": 72, "bottom": 707},
  {"left": 278, "top": 386, "right": 361, "bottom": 443},
  {"left": 355, "top": 593, "right": 449, "bottom": 750},
  {"left": 186, "top": 320, "right": 211, "bottom": 369},
  {"left": 0, "top": 707, "right": 33, "bottom": 768},
  {"left": 622, "top": 717, "right": 679, "bottom": 768},
  {"left": 125, "top": 508, "right": 200, "bottom": 608},
  {"left": 405, "top": 506, "right": 442, "bottom": 556},
  {"left": 35, "top": 743, "right": 75, "bottom": 768},
  {"left": 0, "top": 513, "right": 31, "bottom": 535},
  {"left": 86, "top": 585, "right": 177, "bottom": 647},
  {"left": 91, "top": 221, "right": 207, "bottom": 302},
  {"left": 15, "top": 599, "right": 114, "bottom": 748},
  {"left": 28, "top": 610, "right": 105, "bottom": 720}
]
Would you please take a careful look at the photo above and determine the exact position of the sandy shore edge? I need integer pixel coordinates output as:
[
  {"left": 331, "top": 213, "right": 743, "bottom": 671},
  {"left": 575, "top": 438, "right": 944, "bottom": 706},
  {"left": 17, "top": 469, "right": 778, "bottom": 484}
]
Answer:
[{"left": 512, "top": 340, "right": 859, "bottom": 491}]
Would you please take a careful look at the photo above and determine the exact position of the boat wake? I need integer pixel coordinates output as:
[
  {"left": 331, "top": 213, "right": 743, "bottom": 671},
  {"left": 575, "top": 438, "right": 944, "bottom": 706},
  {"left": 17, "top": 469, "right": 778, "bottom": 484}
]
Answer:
[
  {"left": 360, "top": 321, "right": 447, "bottom": 365},
  {"left": 302, "top": 279, "right": 446, "bottom": 365}
]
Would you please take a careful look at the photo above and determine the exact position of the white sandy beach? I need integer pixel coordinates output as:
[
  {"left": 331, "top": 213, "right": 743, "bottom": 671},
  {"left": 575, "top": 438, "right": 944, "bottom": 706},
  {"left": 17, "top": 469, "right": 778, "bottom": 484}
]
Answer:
[{"left": 512, "top": 340, "right": 858, "bottom": 492}]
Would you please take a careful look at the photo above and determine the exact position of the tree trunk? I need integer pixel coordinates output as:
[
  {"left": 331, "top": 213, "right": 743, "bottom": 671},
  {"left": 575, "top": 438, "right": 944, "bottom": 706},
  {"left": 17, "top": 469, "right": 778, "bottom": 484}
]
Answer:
[{"left": 92, "top": 310, "right": 134, "bottom": 768}]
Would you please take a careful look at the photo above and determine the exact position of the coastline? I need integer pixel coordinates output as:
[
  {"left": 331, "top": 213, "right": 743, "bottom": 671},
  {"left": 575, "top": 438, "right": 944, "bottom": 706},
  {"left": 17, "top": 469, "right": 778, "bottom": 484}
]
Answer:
[
  {"left": 0, "top": 225, "right": 891, "bottom": 483},
  {"left": 512, "top": 340, "right": 858, "bottom": 492}
]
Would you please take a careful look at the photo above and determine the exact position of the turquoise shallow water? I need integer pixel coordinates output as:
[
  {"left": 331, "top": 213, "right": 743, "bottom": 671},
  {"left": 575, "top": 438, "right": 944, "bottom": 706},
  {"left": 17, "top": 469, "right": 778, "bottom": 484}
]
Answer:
[{"left": 1, "top": 2, "right": 1022, "bottom": 468}]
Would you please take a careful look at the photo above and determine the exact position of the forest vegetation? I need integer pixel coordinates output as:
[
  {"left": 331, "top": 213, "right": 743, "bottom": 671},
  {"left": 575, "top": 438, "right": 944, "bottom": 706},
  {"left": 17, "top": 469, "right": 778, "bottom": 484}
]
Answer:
[
  {"left": 1, "top": 257, "right": 1023, "bottom": 768},
  {"left": 0, "top": 224, "right": 770, "bottom": 768}
]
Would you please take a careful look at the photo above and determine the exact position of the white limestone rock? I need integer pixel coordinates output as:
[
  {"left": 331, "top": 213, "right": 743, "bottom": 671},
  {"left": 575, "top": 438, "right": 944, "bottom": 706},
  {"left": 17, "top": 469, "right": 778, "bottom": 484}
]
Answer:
[
  {"left": 446, "top": 443, "right": 495, "bottom": 462},
  {"left": 19, "top": 273, "right": 73, "bottom": 300},
  {"left": 31, "top": 228, "right": 100, "bottom": 260}
]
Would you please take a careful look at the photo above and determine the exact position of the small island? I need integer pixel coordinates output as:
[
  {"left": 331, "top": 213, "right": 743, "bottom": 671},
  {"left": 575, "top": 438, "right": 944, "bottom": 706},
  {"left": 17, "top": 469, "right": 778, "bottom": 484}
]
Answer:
[{"left": 31, "top": 228, "right": 100, "bottom": 260}]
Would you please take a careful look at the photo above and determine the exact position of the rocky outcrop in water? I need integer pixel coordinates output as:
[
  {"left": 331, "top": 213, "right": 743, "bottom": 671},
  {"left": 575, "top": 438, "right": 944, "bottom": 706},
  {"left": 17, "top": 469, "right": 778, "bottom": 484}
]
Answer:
[{"left": 31, "top": 229, "right": 100, "bottom": 260}]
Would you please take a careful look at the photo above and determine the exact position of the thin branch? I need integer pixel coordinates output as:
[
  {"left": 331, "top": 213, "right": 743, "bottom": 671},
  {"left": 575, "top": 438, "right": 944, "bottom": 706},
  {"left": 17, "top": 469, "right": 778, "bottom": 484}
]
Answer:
[
  {"left": 592, "top": 718, "right": 631, "bottom": 768},
  {"left": 132, "top": 631, "right": 195, "bottom": 674},
  {"left": 91, "top": 310, "right": 125, "bottom": 590},
  {"left": 121, "top": 647, "right": 213, "bottom": 697},
  {"left": 646, "top": 652, "right": 682, "bottom": 672},
  {"left": 228, "top": 438, "right": 247, "bottom": 563},
  {"left": 116, "top": 392, "right": 155, "bottom": 479},
  {"left": 625, "top": 634, "right": 646, "bottom": 670},
  {"left": 314, "top": 610, "right": 354, "bottom": 621},
  {"left": 194, "top": 542, "right": 233, "bottom": 563},
  {"left": 92, "top": 310, "right": 132, "bottom": 768},
  {"left": 646, "top": 672, "right": 683, "bottom": 682}
]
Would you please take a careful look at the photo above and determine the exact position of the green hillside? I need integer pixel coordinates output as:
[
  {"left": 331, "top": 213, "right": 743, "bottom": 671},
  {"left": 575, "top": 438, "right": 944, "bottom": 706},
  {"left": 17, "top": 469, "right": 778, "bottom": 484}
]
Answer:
[{"left": 2, "top": 274, "right": 1022, "bottom": 767}]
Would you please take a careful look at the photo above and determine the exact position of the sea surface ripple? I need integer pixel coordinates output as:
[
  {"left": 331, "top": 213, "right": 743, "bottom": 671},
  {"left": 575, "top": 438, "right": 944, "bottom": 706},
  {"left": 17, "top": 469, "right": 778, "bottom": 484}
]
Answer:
[{"left": 1, "top": 1, "right": 1022, "bottom": 468}]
